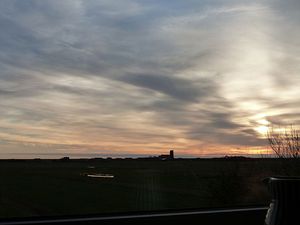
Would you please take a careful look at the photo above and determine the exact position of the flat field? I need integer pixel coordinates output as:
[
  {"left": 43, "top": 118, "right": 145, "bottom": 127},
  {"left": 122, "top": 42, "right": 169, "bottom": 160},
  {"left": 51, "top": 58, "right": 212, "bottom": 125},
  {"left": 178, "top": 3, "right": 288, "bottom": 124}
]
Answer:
[{"left": 0, "top": 158, "right": 299, "bottom": 218}]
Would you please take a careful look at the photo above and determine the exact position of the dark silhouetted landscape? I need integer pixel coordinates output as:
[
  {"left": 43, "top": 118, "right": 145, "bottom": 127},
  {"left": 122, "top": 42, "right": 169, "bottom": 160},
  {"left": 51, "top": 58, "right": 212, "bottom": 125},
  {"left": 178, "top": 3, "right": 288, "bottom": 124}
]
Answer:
[{"left": 1, "top": 157, "right": 300, "bottom": 218}]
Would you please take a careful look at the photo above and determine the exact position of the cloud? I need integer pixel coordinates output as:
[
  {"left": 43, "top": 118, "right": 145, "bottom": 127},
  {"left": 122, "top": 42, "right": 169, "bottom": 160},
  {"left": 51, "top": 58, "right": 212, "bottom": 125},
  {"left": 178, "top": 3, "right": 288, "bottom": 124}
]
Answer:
[
  {"left": 118, "top": 73, "right": 216, "bottom": 101},
  {"left": 0, "top": 0, "right": 299, "bottom": 157}
]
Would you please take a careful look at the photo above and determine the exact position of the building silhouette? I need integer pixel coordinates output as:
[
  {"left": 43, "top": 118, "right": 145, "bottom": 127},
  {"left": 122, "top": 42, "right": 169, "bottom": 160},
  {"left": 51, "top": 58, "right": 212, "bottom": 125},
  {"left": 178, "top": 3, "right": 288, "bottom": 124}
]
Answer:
[
  {"left": 170, "top": 150, "right": 174, "bottom": 159},
  {"left": 158, "top": 150, "right": 174, "bottom": 160}
]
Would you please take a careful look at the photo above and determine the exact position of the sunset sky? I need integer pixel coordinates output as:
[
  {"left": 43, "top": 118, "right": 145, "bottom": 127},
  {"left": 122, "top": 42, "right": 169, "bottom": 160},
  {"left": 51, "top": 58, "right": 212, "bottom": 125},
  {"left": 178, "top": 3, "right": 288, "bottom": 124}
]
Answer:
[{"left": 0, "top": 0, "right": 300, "bottom": 158}]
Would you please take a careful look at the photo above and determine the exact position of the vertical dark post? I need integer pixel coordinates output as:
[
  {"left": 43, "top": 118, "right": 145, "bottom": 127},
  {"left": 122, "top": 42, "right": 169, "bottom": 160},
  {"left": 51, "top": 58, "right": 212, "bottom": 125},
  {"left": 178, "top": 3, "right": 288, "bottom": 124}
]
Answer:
[{"left": 170, "top": 150, "right": 174, "bottom": 159}]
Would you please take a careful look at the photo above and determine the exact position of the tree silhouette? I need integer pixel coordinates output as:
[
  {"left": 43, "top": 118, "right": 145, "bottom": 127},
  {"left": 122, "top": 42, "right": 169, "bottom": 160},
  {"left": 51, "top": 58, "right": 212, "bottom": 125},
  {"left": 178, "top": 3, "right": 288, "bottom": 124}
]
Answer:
[{"left": 267, "top": 125, "right": 300, "bottom": 158}]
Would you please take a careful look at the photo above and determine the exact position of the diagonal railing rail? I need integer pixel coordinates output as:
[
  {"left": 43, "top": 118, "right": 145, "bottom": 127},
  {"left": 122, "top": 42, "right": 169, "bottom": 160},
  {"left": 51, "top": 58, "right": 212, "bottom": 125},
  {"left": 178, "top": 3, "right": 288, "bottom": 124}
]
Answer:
[{"left": 0, "top": 206, "right": 268, "bottom": 225}]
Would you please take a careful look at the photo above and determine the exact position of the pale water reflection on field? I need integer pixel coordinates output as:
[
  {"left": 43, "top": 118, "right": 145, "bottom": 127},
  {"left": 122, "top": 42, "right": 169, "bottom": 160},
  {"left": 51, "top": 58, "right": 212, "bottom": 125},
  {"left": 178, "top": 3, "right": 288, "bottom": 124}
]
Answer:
[{"left": 87, "top": 174, "right": 114, "bottom": 178}]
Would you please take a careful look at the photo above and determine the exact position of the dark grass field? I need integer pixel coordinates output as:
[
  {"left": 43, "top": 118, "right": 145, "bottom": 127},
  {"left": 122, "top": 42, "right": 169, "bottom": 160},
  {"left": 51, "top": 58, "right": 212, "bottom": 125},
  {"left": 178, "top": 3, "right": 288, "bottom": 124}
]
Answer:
[{"left": 0, "top": 158, "right": 299, "bottom": 219}]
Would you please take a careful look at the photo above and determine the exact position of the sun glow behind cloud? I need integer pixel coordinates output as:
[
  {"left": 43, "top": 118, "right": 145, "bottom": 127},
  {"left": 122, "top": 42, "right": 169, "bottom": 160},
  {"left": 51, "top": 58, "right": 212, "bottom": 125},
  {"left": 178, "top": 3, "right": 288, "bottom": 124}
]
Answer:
[{"left": 0, "top": 0, "right": 300, "bottom": 158}]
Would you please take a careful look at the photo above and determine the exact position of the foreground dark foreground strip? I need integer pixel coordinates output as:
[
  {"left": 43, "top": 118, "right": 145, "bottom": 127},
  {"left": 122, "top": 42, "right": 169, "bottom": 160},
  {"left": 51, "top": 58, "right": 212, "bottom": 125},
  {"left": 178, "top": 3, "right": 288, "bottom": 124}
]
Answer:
[{"left": 0, "top": 207, "right": 268, "bottom": 225}]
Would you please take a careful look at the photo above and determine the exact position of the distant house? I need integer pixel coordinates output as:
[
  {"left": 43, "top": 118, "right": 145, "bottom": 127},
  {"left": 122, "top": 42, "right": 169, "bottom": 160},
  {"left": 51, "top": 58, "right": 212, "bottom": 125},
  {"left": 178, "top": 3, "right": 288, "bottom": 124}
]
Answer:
[
  {"left": 60, "top": 156, "right": 70, "bottom": 161},
  {"left": 158, "top": 150, "right": 175, "bottom": 160}
]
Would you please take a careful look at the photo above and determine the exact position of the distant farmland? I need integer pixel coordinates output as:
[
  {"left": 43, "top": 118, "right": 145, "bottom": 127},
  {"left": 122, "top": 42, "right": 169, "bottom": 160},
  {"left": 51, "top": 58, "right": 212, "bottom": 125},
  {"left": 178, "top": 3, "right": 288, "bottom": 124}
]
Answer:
[{"left": 0, "top": 158, "right": 299, "bottom": 218}]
